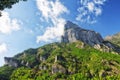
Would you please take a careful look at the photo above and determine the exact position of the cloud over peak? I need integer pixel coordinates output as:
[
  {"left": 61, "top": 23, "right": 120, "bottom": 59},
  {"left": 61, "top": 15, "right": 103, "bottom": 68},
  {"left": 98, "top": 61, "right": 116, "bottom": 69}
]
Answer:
[{"left": 76, "top": 0, "right": 107, "bottom": 24}]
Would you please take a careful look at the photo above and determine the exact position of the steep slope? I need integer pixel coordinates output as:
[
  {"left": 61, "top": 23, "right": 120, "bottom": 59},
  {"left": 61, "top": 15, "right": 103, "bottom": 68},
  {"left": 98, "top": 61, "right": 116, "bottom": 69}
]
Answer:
[
  {"left": 1, "top": 41, "right": 120, "bottom": 80},
  {"left": 61, "top": 21, "right": 104, "bottom": 46},
  {"left": 61, "top": 21, "right": 120, "bottom": 53},
  {"left": 1, "top": 21, "right": 120, "bottom": 80},
  {"left": 0, "top": 65, "right": 14, "bottom": 80},
  {"left": 105, "top": 32, "right": 120, "bottom": 46}
]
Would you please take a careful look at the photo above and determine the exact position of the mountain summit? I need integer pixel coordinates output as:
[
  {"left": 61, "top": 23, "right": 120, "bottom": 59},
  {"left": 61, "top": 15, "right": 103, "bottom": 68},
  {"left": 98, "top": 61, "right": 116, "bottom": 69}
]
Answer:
[
  {"left": 61, "top": 21, "right": 120, "bottom": 53},
  {"left": 62, "top": 21, "right": 103, "bottom": 46},
  {"left": 1, "top": 21, "right": 120, "bottom": 80}
]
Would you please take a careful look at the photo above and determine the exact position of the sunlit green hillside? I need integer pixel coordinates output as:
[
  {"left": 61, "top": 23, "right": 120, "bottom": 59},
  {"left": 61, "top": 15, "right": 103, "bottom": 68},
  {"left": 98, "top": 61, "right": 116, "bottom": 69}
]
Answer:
[{"left": 1, "top": 41, "right": 120, "bottom": 80}]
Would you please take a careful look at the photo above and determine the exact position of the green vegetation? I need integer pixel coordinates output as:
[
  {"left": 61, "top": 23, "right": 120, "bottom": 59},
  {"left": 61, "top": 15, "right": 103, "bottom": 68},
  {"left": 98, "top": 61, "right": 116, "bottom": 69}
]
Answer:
[
  {"left": 0, "top": 65, "right": 14, "bottom": 80},
  {"left": 1, "top": 41, "right": 120, "bottom": 80},
  {"left": 11, "top": 67, "right": 34, "bottom": 80}
]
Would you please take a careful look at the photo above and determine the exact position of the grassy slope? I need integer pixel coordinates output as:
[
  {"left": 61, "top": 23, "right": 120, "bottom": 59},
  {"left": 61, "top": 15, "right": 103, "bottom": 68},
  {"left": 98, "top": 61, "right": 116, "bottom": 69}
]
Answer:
[{"left": 1, "top": 41, "right": 120, "bottom": 80}]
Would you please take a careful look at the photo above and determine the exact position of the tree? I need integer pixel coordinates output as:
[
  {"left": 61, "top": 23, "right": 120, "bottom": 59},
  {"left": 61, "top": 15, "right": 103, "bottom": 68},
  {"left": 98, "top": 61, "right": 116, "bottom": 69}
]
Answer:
[{"left": 0, "top": 0, "right": 27, "bottom": 16}]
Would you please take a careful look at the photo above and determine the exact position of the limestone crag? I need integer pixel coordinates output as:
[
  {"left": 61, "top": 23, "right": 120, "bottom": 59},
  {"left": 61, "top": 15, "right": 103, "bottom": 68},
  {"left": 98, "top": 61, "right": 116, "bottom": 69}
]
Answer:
[
  {"left": 61, "top": 21, "right": 120, "bottom": 53},
  {"left": 62, "top": 21, "right": 104, "bottom": 46},
  {"left": 4, "top": 57, "right": 19, "bottom": 67}
]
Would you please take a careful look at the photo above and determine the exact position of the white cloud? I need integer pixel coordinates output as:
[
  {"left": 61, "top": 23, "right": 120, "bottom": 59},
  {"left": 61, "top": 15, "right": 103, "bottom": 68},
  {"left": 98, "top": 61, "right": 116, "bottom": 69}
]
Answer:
[
  {"left": 36, "top": 0, "right": 69, "bottom": 43},
  {"left": 76, "top": 0, "right": 107, "bottom": 24},
  {"left": 36, "top": 19, "right": 66, "bottom": 43},
  {"left": 87, "top": 2, "right": 95, "bottom": 12},
  {"left": 0, "top": 43, "right": 7, "bottom": 54},
  {"left": 36, "top": 0, "right": 68, "bottom": 20},
  {"left": 0, "top": 11, "right": 20, "bottom": 34}
]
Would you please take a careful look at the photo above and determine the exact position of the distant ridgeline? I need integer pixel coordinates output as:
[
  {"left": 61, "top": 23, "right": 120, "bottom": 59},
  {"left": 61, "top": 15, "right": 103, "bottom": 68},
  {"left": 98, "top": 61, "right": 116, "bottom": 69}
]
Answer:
[
  {"left": 105, "top": 32, "right": 120, "bottom": 46},
  {"left": 1, "top": 21, "right": 120, "bottom": 80}
]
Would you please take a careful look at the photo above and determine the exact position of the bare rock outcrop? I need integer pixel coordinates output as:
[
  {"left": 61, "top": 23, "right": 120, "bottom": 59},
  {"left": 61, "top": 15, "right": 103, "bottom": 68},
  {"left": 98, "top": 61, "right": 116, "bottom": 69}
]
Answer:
[
  {"left": 61, "top": 21, "right": 120, "bottom": 53},
  {"left": 61, "top": 21, "right": 104, "bottom": 46},
  {"left": 4, "top": 57, "right": 19, "bottom": 67}
]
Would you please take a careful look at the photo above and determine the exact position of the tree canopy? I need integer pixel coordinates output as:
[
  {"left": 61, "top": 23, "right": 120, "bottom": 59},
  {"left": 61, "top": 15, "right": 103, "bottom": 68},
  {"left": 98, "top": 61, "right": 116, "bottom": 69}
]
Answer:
[{"left": 0, "top": 0, "right": 27, "bottom": 16}]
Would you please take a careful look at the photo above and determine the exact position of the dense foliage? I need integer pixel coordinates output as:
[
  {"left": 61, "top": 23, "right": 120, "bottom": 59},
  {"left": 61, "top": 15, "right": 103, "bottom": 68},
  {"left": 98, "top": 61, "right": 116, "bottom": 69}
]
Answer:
[
  {"left": 1, "top": 41, "right": 120, "bottom": 80},
  {"left": 0, "top": 65, "right": 14, "bottom": 80}
]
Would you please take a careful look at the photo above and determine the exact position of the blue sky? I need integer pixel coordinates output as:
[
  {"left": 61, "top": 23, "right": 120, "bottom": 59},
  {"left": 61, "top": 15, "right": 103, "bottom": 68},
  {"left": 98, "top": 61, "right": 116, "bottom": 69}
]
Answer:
[{"left": 0, "top": 0, "right": 120, "bottom": 66}]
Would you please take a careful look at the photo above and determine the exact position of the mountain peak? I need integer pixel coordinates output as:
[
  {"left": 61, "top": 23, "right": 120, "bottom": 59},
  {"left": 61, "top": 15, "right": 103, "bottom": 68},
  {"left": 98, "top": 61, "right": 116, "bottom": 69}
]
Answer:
[
  {"left": 62, "top": 21, "right": 104, "bottom": 46},
  {"left": 64, "top": 21, "right": 82, "bottom": 30},
  {"left": 61, "top": 21, "right": 120, "bottom": 53}
]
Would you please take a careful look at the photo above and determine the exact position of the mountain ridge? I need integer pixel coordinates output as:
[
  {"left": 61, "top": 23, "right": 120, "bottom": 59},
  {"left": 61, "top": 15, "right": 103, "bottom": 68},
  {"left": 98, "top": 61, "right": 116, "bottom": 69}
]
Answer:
[
  {"left": 2, "top": 41, "right": 120, "bottom": 80},
  {"left": 3, "top": 21, "right": 120, "bottom": 68},
  {"left": 62, "top": 21, "right": 120, "bottom": 53},
  {"left": 1, "top": 21, "right": 120, "bottom": 80},
  {"left": 62, "top": 21, "right": 104, "bottom": 46},
  {"left": 105, "top": 32, "right": 120, "bottom": 46}
]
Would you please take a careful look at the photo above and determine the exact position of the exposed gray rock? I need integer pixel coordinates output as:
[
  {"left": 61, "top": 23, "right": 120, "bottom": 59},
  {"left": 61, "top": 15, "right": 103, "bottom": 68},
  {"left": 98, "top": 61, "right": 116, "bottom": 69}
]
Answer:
[
  {"left": 25, "top": 62, "right": 30, "bottom": 67},
  {"left": 54, "top": 55, "right": 65, "bottom": 63},
  {"left": 61, "top": 21, "right": 120, "bottom": 53},
  {"left": 43, "top": 65, "right": 47, "bottom": 70},
  {"left": 94, "top": 44, "right": 101, "bottom": 50},
  {"left": 52, "top": 64, "right": 66, "bottom": 74},
  {"left": 4, "top": 57, "right": 19, "bottom": 67},
  {"left": 21, "top": 60, "right": 25, "bottom": 65},
  {"left": 55, "top": 56, "right": 58, "bottom": 63},
  {"left": 61, "top": 21, "right": 104, "bottom": 46},
  {"left": 39, "top": 65, "right": 47, "bottom": 70},
  {"left": 40, "top": 56, "right": 46, "bottom": 62}
]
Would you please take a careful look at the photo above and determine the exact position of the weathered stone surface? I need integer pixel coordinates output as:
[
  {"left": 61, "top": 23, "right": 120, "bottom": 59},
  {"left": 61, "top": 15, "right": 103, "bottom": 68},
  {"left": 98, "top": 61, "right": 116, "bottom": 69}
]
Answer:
[
  {"left": 61, "top": 21, "right": 104, "bottom": 46},
  {"left": 4, "top": 57, "right": 19, "bottom": 67},
  {"left": 61, "top": 21, "right": 120, "bottom": 53},
  {"left": 39, "top": 65, "right": 47, "bottom": 70},
  {"left": 52, "top": 64, "right": 66, "bottom": 74},
  {"left": 54, "top": 55, "right": 64, "bottom": 63},
  {"left": 40, "top": 56, "right": 46, "bottom": 62},
  {"left": 25, "top": 62, "right": 30, "bottom": 67}
]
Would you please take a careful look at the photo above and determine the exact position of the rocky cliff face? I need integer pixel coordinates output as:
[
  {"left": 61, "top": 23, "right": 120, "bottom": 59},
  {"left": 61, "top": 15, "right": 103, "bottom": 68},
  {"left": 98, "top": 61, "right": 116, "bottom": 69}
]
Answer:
[
  {"left": 61, "top": 21, "right": 120, "bottom": 53},
  {"left": 61, "top": 21, "right": 104, "bottom": 46},
  {"left": 4, "top": 22, "right": 120, "bottom": 68},
  {"left": 4, "top": 57, "right": 19, "bottom": 67}
]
